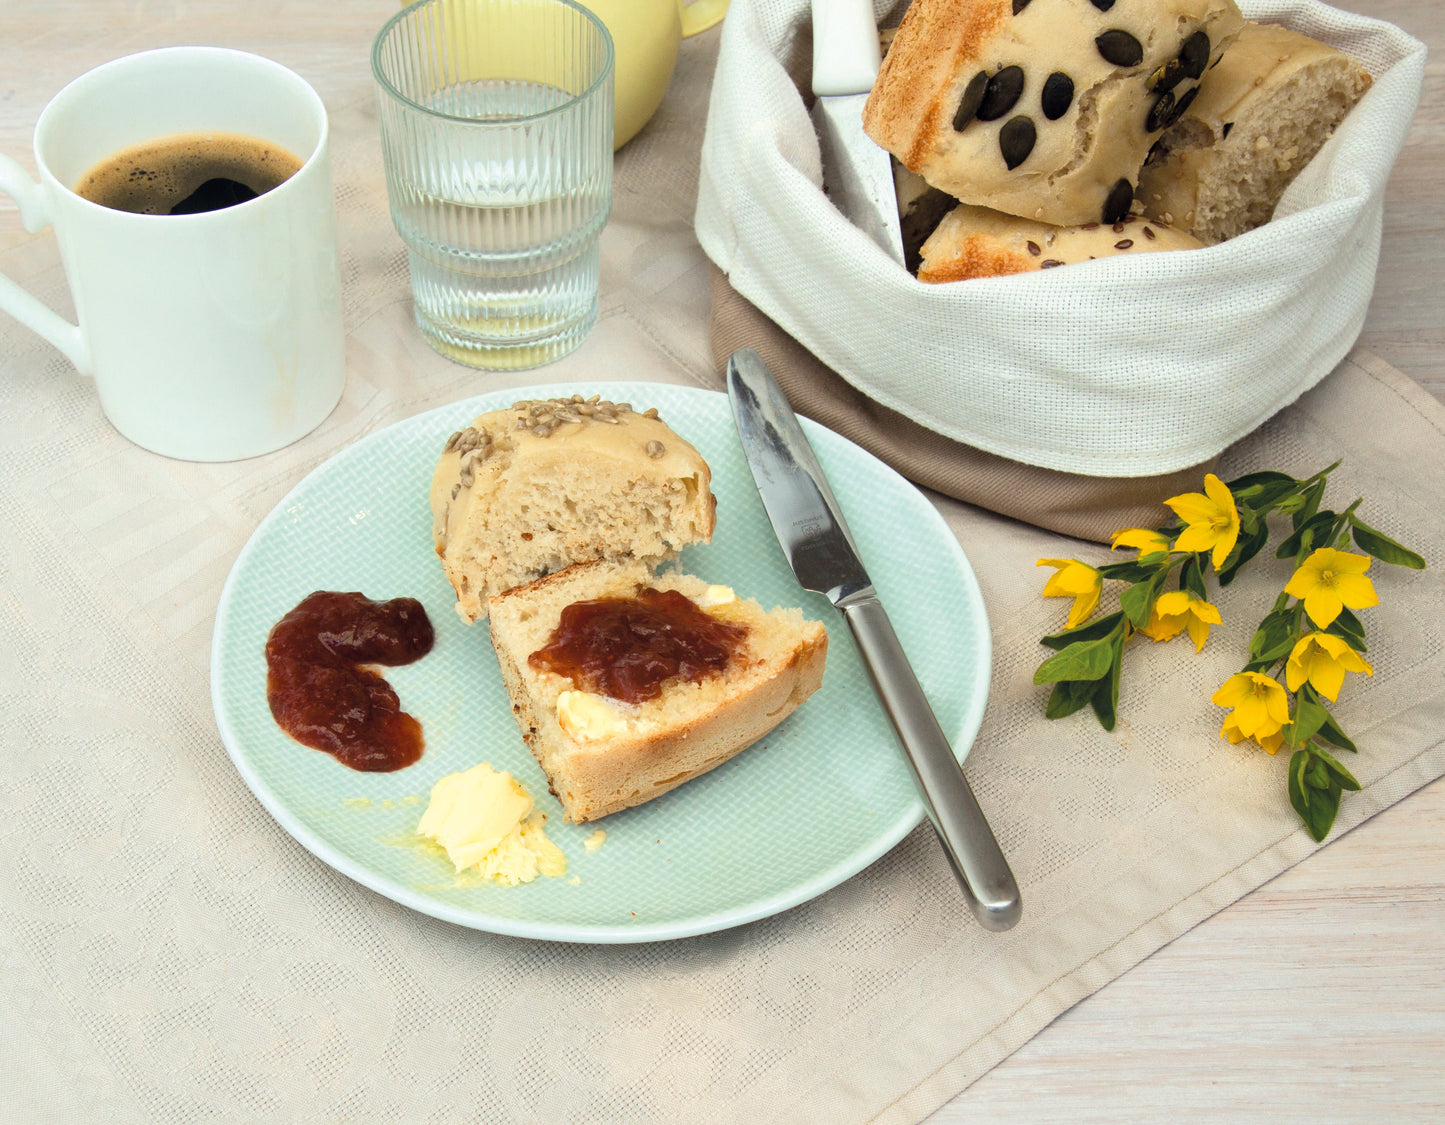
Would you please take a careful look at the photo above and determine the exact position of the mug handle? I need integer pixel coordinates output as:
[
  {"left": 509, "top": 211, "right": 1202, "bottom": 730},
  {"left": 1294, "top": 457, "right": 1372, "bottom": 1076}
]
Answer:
[
  {"left": 0, "top": 155, "right": 91, "bottom": 374},
  {"left": 681, "top": 0, "right": 728, "bottom": 37}
]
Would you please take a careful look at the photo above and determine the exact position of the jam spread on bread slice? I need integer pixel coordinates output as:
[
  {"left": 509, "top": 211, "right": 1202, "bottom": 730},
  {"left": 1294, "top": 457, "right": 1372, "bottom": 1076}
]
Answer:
[{"left": 528, "top": 588, "right": 748, "bottom": 704}]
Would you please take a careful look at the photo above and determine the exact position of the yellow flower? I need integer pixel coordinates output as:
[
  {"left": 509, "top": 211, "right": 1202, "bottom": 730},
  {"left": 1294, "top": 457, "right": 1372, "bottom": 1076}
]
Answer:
[
  {"left": 1211, "top": 672, "right": 1290, "bottom": 742},
  {"left": 1220, "top": 711, "right": 1290, "bottom": 755},
  {"left": 1110, "top": 527, "right": 1173, "bottom": 558},
  {"left": 1137, "top": 589, "right": 1223, "bottom": 651},
  {"left": 1037, "top": 558, "right": 1102, "bottom": 629},
  {"left": 1283, "top": 547, "right": 1379, "bottom": 629},
  {"left": 1285, "top": 632, "right": 1373, "bottom": 701},
  {"left": 1165, "top": 473, "right": 1240, "bottom": 570}
]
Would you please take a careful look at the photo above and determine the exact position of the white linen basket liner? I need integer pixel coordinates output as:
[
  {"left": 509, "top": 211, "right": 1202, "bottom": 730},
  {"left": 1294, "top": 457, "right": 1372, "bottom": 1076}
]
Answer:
[{"left": 695, "top": 0, "right": 1426, "bottom": 476}]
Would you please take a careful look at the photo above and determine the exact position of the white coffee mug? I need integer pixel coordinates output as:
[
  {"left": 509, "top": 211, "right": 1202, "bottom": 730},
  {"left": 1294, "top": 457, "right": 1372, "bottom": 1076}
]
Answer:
[{"left": 0, "top": 47, "right": 346, "bottom": 461}]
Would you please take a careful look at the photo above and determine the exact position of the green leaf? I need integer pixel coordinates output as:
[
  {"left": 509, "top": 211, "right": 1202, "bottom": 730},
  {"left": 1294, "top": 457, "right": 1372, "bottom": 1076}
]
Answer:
[
  {"left": 1291, "top": 480, "right": 1327, "bottom": 532},
  {"left": 1045, "top": 678, "right": 1097, "bottom": 720},
  {"left": 1120, "top": 570, "right": 1167, "bottom": 630},
  {"left": 1089, "top": 633, "right": 1125, "bottom": 731},
  {"left": 1309, "top": 744, "right": 1362, "bottom": 791},
  {"left": 1033, "top": 637, "right": 1117, "bottom": 685},
  {"left": 1276, "top": 509, "right": 1336, "bottom": 562},
  {"left": 1349, "top": 519, "right": 1427, "bottom": 570},
  {"left": 1090, "top": 678, "right": 1116, "bottom": 730},
  {"left": 1313, "top": 709, "right": 1358, "bottom": 754},
  {"left": 1097, "top": 561, "right": 1161, "bottom": 583},
  {"left": 1248, "top": 609, "right": 1299, "bottom": 666},
  {"left": 1292, "top": 690, "right": 1331, "bottom": 746},
  {"left": 1324, "top": 607, "right": 1368, "bottom": 653},
  {"left": 1040, "top": 611, "right": 1125, "bottom": 652},
  {"left": 1288, "top": 748, "right": 1309, "bottom": 811},
  {"left": 1288, "top": 749, "right": 1343, "bottom": 842},
  {"left": 1119, "top": 583, "right": 1152, "bottom": 630},
  {"left": 1217, "top": 517, "right": 1270, "bottom": 586},
  {"left": 1181, "top": 554, "right": 1208, "bottom": 600},
  {"left": 1227, "top": 471, "right": 1299, "bottom": 511},
  {"left": 1227, "top": 470, "right": 1298, "bottom": 491}
]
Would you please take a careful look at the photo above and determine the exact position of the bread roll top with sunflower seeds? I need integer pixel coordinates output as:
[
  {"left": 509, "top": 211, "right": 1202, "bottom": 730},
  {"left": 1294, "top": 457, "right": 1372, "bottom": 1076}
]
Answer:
[
  {"left": 862, "top": 0, "right": 1246, "bottom": 228},
  {"left": 429, "top": 396, "right": 716, "bottom": 623}
]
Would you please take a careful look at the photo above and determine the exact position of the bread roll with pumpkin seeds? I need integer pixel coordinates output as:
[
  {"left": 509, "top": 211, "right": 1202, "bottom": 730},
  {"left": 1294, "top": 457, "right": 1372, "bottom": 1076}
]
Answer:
[
  {"left": 862, "top": 0, "right": 1246, "bottom": 228},
  {"left": 917, "top": 202, "right": 1203, "bottom": 281},
  {"left": 1137, "top": 21, "right": 1373, "bottom": 245},
  {"left": 429, "top": 396, "right": 716, "bottom": 623}
]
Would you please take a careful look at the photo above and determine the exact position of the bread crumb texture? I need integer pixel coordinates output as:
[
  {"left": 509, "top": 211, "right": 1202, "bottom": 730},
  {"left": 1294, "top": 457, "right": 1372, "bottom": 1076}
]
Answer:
[
  {"left": 488, "top": 559, "right": 828, "bottom": 823},
  {"left": 1138, "top": 21, "right": 1372, "bottom": 243}
]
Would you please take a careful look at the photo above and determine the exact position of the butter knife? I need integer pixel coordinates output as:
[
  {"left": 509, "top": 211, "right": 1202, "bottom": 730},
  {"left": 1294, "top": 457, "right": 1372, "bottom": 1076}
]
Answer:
[
  {"left": 810, "top": 0, "right": 905, "bottom": 267},
  {"left": 726, "top": 347, "right": 1021, "bottom": 931}
]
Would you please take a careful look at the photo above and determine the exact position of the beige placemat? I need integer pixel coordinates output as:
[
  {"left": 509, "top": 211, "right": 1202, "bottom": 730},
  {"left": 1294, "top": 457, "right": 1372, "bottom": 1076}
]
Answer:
[{"left": 3, "top": 30, "right": 1445, "bottom": 1125}]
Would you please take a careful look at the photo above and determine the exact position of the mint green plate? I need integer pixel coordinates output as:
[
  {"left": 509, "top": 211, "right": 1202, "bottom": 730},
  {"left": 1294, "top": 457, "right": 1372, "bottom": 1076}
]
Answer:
[{"left": 210, "top": 383, "right": 989, "bottom": 943}]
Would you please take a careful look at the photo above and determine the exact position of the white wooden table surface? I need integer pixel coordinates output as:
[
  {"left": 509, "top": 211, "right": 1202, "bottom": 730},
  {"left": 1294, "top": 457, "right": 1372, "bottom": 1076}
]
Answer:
[{"left": 1, "top": 2, "right": 1439, "bottom": 1121}]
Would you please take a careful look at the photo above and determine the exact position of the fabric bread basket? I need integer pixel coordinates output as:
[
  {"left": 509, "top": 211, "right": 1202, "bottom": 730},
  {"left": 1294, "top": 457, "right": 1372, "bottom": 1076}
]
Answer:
[{"left": 694, "top": 0, "right": 1426, "bottom": 480}]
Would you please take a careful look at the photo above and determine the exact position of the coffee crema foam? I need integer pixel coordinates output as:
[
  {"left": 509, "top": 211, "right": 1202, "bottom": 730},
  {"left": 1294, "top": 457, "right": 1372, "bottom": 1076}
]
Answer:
[{"left": 74, "top": 130, "right": 304, "bottom": 215}]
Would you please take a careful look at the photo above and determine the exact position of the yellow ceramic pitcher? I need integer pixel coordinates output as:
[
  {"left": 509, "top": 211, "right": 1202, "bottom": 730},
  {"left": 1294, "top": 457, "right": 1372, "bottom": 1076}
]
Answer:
[
  {"left": 401, "top": 0, "right": 729, "bottom": 150},
  {"left": 582, "top": 0, "right": 729, "bottom": 148}
]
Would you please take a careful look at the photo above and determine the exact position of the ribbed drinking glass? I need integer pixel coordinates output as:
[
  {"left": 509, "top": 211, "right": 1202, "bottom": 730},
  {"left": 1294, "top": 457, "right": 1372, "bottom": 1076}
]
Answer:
[{"left": 373, "top": 0, "right": 614, "bottom": 369}]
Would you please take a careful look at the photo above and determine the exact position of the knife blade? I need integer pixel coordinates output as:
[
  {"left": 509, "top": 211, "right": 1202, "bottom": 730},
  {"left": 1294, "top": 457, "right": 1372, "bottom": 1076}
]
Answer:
[
  {"left": 726, "top": 347, "right": 1021, "bottom": 932},
  {"left": 811, "top": 0, "right": 906, "bottom": 268}
]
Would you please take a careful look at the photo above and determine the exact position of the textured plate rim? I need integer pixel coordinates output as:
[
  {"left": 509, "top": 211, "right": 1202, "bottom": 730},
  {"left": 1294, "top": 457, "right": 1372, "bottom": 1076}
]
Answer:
[{"left": 210, "top": 382, "right": 990, "bottom": 943}]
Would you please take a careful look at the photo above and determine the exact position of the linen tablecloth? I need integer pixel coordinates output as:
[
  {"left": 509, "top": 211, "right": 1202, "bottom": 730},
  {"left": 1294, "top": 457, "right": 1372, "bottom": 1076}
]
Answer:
[{"left": 3, "top": 19, "right": 1443, "bottom": 1125}]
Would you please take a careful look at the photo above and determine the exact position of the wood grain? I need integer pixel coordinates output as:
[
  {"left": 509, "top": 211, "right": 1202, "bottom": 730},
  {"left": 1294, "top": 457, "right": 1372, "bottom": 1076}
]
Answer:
[
  {"left": 1345, "top": 2, "right": 1445, "bottom": 397},
  {"left": 929, "top": 776, "right": 1445, "bottom": 1123}
]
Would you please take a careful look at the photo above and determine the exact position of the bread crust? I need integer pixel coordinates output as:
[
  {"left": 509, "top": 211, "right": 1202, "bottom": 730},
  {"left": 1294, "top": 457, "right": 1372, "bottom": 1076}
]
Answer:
[{"left": 917, "top": 203, "right": 1203, "bottom": 281}]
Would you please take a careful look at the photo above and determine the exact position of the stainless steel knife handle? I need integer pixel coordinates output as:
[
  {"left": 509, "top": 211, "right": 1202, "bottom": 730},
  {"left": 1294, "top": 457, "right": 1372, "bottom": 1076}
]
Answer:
[
  {"left": 811, "top": 0, "right": 881, "bottom": 97},
  {"left": 840, "top": 591, "right": 1022, "bottom": 931}
]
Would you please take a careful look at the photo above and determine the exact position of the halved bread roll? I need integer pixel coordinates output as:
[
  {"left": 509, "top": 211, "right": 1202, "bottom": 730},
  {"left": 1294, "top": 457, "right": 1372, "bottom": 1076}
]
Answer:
[
  {"left": 1137, "top": 21, "right": 1373, "bottom": 244},
  {"left": 487, "top": 558, "right": 828, "bottom": 823},
  {"left": 430, "top": 396, "right": 716, "bottom": 622}
]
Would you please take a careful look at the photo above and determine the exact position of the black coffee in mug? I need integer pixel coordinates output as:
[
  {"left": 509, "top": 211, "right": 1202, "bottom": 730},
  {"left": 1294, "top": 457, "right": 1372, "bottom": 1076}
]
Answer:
[{"left": 74, "top": 130, "right": 303, "bottom": 215}]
